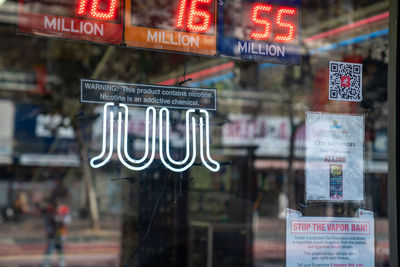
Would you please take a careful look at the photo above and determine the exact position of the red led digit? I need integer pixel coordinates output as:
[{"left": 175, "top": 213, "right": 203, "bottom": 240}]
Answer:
[
  {"left": 274, "top": 7, "right": 297, "bottom": 42},
  {"left": 187, "top": 0, "right": 212, "bottom": 33},
  {"left": 90, "top": 0, "right": 118, "bottom": 20},
  {"left": 76, "top": 0, "right": 118, "bottom": 20},
  {"left": 176, "top": 0, "right": 187, "bottom": 28},
  {"left": 175, "top": 0, "right": 212, "bottom": 33},
  {"left": 250, "top": 4, "right": 273, "bottom": 40},
  {"left": 77, "top": 0, "right": 88, "bottom": 15}
]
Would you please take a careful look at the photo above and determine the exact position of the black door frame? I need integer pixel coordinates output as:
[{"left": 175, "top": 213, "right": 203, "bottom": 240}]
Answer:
[{"left": 388, "top": 0, "right": 399, "bottom": 265}]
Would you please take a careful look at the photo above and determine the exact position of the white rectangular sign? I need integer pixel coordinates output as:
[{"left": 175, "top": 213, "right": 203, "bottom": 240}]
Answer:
[
  {"left": 286, "top": 209, "right": 375, "bottom": 267},
  {"left": 0, "top": 100, "right": 15, "bottom": 164},
  {"left": 306, "top": 112, "right": 364, "bottom": 201}
]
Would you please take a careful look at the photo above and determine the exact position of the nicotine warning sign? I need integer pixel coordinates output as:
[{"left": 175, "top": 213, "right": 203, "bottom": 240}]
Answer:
[
  {"left": 80, "top": 79, "right": 217, "bottom": 110},
  {"left": 286, "top": 209, "right": 375, "bottom": 267}
]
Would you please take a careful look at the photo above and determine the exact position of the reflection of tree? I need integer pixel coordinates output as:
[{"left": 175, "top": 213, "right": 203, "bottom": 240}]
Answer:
[
  {"left": 23, "top": 0, "right": 73, "bottom": 16},
  {"left": 50, "top": 45, "right": 153, "bottom": 229},
  {"left": 12, "top": 36, "right": 205, "bottom": 229},
  {"left": 0, "top": 28, "right": 182, "bottom": 228},
  {"left": 132, "top": 0, "right": 183, "bottom": 28},
  {"left": 223, "top": 1, "right": 249, "bottom": 39}
]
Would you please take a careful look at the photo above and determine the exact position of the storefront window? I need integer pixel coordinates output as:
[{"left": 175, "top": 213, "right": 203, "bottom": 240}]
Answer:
[{"left": 0, "top": 0, "right": 392, "bottom": 266}]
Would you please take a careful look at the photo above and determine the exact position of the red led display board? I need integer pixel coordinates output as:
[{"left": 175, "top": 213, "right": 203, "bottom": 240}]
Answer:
[
  {"left": 218, "top": 0, "right": 301, "bottom": 64},
  {"left": 18, "top": 0, "right": 123, "bottom": 44},
  {"left": 17, "top": 0, "right": 302, "bottom": 64},
  {"left": 124, "top": 0, "right": 217, "bottom": 56},
  {"left": 249, "top": 4, "right": 297, "bottom": 42}
]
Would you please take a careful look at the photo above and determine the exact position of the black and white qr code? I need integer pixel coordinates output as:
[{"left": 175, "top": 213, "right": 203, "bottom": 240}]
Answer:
[{"left": 329, "top": 61, "right": 362, "bottom": 102}]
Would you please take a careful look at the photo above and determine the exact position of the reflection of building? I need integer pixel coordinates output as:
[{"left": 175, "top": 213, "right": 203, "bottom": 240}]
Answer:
[
  {"left": 14, "top": 104, "right": 80, "bottom": 167},
  {"left": 222, "top": 114, "right": 304, "bottom": 157}
]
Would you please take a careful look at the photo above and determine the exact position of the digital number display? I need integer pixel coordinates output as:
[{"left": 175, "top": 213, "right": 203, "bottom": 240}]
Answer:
[
  {"left": 175, "top": 0, "right": 213, "bottom": 33},
  {"left": 20, "top": 0, "right": 122, "bottom": 21},
  {"left": 125, "top": 0, "right": 217, "bottom": 56},
  {"left": 76, "top": 0, "right": 120, "bottom": 21},
  {"left": 218, "top": 0, "right": 301, "bottom": 64},
  {"left": 250, "top": 4, "right": 297, "bottom": 42},
  {"left": 129, "top": 0, "right": 215, "bottom": 34},
  {"left": 18, "top": 0, "right": 301, "bottom": 64},
  {"left": 18, "top": 0, "right": 123, "bottom": 44}
]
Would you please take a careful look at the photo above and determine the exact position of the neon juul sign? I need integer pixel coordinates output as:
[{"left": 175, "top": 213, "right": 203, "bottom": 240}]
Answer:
[{"left": 80, "top": 79, "right": 220, "bottom": 172}]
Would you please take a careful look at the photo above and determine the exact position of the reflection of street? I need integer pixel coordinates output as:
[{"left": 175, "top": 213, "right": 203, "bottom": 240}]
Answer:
[
  {"left": 0, "top": 217, "right": 120, "bottom": 267},
  {"left": 0, "top": 253, "right": 118, "bottom": 267}
]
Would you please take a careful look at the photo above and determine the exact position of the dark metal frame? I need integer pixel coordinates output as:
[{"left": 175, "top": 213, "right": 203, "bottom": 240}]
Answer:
[{"left": 388, "top": 0, "right": 399, "bottom": 265}]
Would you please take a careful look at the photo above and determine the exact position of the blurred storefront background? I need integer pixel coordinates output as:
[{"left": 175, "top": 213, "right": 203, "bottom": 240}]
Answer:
[{"left": 0, "top": 0, "right": 394, "bottom": 266}]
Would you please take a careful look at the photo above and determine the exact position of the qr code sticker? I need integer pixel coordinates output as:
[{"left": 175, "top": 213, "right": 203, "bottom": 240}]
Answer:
[{"left": 329, "top": 61, "right": 362, "bottom": 102}]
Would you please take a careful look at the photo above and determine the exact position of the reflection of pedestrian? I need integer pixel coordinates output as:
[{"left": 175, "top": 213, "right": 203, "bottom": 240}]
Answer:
[
  {"left": 13, "top": 192, "right": 28, "bottom": 221},
  {"left": 42, "top": 197, "right": 71, "bottom": 267},
  {"left": 277, "top": 185, "right": 288, "bottom": 220}
]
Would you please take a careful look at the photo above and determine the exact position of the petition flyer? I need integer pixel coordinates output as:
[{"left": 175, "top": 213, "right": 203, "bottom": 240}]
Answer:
[
  {"left": 305, "top": 112, "right": 364, "bottom": 201},
  {"left": 286, "top": 209, "right": 375, "bottom": 267}
]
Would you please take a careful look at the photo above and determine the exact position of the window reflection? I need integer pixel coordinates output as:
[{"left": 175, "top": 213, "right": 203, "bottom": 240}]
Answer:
[{"left": 0, "top": 0, "right": 390, "bottom": 266}]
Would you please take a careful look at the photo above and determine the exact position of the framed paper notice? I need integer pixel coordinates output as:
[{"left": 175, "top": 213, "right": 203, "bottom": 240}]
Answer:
[
  {"left": 305, "top": 112, "right": 364, "bottom": 202},
  {"left": 286, "top": 209, "right": 374, "bottom": 266}
]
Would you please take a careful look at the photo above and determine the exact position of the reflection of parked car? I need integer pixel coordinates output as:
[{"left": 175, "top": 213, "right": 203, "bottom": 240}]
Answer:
[
  {"left": 1, "top": 206, "right": 16, "bottom": 221},
  {"left": 13, "top": 192, "right": 28, "bottom": 221},
  {"left": 1, "top": 192, "right": 29, "bottom": 222}
]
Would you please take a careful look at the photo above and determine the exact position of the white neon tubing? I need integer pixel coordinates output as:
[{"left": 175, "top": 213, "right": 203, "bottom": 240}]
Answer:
[
  {"left": 159, "top": 107, "right": 196, "bottom": 172},
  {"left": 165, "top": 108, "right": 195, "bottom": 165},
  {"left": 199, "top": 109, "right": 220, "bottom": 172},
  {"left": 117, "top": 111, "right": 155, "bottom": 171},
  {"left": 119, "top": 104, "right": 156, "bottom": 164},
  {"left": 90, "top": 105, "right": 114, "bottom": 168}
]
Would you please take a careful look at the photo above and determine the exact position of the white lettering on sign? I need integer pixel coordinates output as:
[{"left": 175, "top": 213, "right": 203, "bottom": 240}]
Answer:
[
  {"left": 147, "top": 30, "right": 199, "bottom": 48},
  {"left": 44, "top": 16, "right": 104, "bottom": 36},
  {"left": 291, "top": 221, "right": 370, "bottom": 234},
  {"left": 83, "top": 81, "right": 118, "bottom": 91},
  {"left": 238, "top": 41, "right": 285, "bottom": 57},
  {"left": 36, "top": 114, "right": 75, "bottom": 139}
]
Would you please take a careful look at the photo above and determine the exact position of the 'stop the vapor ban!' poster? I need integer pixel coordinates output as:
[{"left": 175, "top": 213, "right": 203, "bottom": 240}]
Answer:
[{"left": 287, "top": 209, "right": 375, "bottom": 267}]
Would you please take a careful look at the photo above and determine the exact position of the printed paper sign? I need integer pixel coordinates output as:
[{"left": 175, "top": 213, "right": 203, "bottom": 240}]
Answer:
[
  {"left": 286, "top": 209, "right": 375, "bottom": 267},
  {"left": 306, "top": 112, "right": 364, "bottom": 201},
  {"left": 80, "top": 79, "right": 217, "bottom": 110},
  {"left": 329, "top": 61, "right": 363, "bottom": 102}
]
